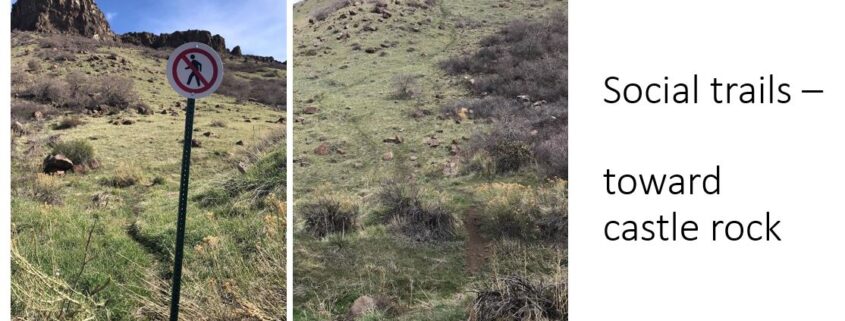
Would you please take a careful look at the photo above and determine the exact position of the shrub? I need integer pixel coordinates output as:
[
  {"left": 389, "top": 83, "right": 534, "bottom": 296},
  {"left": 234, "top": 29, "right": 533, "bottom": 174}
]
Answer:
[
  {"left": 97, "top": 75, "right": 138, "bottom": 109},
  {"left": 103, "top": 163, "right": 142, "bottom": 188},
  {"left": 377, "top": 180, "right": 455, "bottom": 242},
  {"left": 217, "top": 74, "right": 286, "bottom": 107},
  {"left": 311, "top": 0, "right": 351, "bottom": 21},
  {"left": 32, "top": 173, "right": 63, "bottom": 205},
  {"left": 534, "top": 131, "right": 568, "bottom": 179},
  {"left": 474, "top": 180, "right": 567, "bottom": 243},
  {"left": 53, "top": 116, "right": 84, "bottom": 130},
  {"left": 469, "top": 276, "right": 566, "bottom": 321},
  {"left": 51, "top": 140, "right": 94, "bottom": 164},
  {"left": 469, "top": 120, "right": 534, "bottom": 173},
  {"left": 11, "top": 101, "right": 54, "bottom": 121},
  {"left": 441, "top": 11, "right": 568, "bottom": 179},
  {"left": 301, "top": 195, "right": 359, "bottom": 237},
  {"left": 27, "top": 59, "right": 41, "bottom": 72},
  {"left": 390, "top": 74, "right": 421, "bottom": 100},
  {"left": 28, "top": 78, "right": 69, "bottom": 105}
]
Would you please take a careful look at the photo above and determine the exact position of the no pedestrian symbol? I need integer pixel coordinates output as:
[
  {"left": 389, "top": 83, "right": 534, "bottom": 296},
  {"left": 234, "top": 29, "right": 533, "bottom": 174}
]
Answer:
[
  {"left": 166, "top": 42, "right": 224, "bottom": 98},
  {"left": 165, "top": 42, "right": 224, "bottom": 321}
]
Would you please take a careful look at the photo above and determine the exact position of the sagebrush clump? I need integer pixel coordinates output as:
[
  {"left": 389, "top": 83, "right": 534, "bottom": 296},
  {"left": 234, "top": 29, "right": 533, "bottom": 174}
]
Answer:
[{"left": 51, "top": 140, "right": 94, "bottom": 164}]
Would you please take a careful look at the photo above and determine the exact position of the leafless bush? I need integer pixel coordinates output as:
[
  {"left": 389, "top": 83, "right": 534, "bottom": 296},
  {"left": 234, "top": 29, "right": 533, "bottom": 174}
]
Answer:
[
  {"left": 442, "top": 11, "right": 568, "bottom": 178},
  {"left": 469, "top": 118, "right": 534, "bottom": 173},
  {"left": 311, "top": 0, "right": 352, "bottom": 21},
  {"left": 28, "top": 77, "right": 69, "bottom": 105},
  {"left": 11, "top": 101, "right": 54, "bottom": 121},
  {"left": 441, "top": 11, "right": 567, "bottom": 102},
  {"left": 97, "top": 75, "right": 138, "bottom": 109},
  {"left": 407, "top": 0, "right": 437, "bottom": 9},
  {"left": 391, "top": 74, "right": 422, "bottom": 100},
  {"left": 534, "top": 130, "right": 567, "bottom": 179},
  {"left": 218, "top": 74, "right": 286, "bottom": 108},
  {"left": 26, "top": 59, "right": 42, "bottom": 72},
  {"left": 470, "top": 276, "right": 566, "bottom": 321}
]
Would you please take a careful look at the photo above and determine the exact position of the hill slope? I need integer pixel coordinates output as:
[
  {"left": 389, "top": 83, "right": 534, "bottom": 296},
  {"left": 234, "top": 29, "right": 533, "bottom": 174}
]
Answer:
[
  {"left": 11, "top": 31, "right": 285, "bottom": 320},
  {"left": 293, "top": 0, "right": 567, "bottom": 320}
]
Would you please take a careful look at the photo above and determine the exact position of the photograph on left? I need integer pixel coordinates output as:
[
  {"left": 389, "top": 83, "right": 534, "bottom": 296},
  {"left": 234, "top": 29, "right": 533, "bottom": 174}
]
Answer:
[{"left": 9, "top": 0, "right": 286, "bottom": 319}]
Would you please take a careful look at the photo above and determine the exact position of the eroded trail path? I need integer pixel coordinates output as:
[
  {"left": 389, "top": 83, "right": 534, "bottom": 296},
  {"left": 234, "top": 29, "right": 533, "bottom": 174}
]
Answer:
[{"left": 464, "top": 207, "right": 489, "bottom": 275}]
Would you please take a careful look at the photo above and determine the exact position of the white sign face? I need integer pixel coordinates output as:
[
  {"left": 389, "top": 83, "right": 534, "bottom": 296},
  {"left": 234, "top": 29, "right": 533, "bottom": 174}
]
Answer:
[{"left": 166, "top": 42, "right": 224, "bottom": 99}]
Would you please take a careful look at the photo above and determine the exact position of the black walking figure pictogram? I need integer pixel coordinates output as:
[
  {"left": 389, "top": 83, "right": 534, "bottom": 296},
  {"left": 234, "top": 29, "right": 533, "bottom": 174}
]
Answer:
[{"left": 184, "top": 54, "right": 203, "bottom": 87}]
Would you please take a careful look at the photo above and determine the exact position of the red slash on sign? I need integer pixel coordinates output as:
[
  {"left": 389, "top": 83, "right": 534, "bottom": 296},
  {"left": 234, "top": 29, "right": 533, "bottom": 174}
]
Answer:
[
  {"left": 166, "top": 42, "right": 224, "bottom": 99},
  {"left": 178, "top": 53, "right": 209, "bottom": 87}
]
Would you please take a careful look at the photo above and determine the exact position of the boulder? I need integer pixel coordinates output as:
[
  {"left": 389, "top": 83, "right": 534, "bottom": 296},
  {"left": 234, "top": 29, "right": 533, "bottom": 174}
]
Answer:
[{"left": 43, "top": 154, "right": 74, "bottom": 174}]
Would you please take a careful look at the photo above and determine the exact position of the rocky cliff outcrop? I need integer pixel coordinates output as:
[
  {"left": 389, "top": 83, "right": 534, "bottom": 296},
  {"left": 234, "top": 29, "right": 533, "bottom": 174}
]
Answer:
[
  {"left": 11, "top": 0, "right": 114, "bottom": 40},
  {"left": 120, "top": 30, "right": 227, "bottom": 53}
]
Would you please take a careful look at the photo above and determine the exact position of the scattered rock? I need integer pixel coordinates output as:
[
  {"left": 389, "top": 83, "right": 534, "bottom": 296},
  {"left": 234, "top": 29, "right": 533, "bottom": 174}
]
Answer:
[
  {"left": 237, "top": 162, "right": 248, "bottom": 174},
  {"left": 191, "top": 139, "right": 201, "bottom": 148},
  {"left": 203, "top": 131, "right": 212, "bottom": 137},
  {"left": 121, "top": 119, "right": 135, "bottom": 125},
  {"left": 32, "top": 111, "right": 44, "bottom": 121},
  {"left": 382, "top": 151, "right": 394, "bottom": 161},
  {"left": 303, "top": 106, "right": 320, "bottom": 114},
  {"left": 235, "top": 140, "right": 244, "bottom": 146},
  {"left": 424, "top": 137, "right": 440, "bottom": 148},
  {"left": 443, "top": 157, "right": 460, "bottom": 177},
  {"left": 314, "top": 142, "right": 330, "bottom": 155},
  {"left": 383, "top": 135, "right": 403, "bottom": 144}
]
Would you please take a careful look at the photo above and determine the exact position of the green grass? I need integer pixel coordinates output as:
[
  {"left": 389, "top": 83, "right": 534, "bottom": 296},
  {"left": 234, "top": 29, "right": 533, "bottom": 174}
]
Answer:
[
  {"left": 11, "top": 32, "right": 284, "bottom": 320},
  {"left": 293, "top": 0, "right": 567, "bottom": 319}
]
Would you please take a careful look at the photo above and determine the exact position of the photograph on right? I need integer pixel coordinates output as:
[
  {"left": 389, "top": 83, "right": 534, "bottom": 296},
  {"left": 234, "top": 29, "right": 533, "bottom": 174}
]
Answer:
[{"left": 292, "top": 0, "right": 567, "bottom": 320}]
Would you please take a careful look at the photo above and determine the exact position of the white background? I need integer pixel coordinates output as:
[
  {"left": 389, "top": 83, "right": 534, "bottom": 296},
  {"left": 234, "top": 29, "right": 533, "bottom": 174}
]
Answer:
[{"left": 569, "top": 0, "right": 845, "bottom": 319}]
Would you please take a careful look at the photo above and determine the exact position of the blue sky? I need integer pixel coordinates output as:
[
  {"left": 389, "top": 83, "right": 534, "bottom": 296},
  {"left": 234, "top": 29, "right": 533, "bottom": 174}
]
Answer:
[{"left": 13, "top": 0, "right": 287, "bottom": 60}]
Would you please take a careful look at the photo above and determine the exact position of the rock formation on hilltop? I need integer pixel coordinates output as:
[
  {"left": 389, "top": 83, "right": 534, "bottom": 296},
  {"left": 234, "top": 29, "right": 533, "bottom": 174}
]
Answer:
[
  {"left": 11, "top": 0, "right": 114, "bottom": 39},
  {"left": 120, "top": 30, "right": 227, "bottom": 53}
]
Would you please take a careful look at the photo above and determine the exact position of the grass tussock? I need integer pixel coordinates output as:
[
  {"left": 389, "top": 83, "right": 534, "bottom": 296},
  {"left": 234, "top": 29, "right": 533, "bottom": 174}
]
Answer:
[
  {"left": 196, "top": 146, "right": 285, "bottom": 212},
  {"left": 102, "top": 163, "right": 143, "bottom": 188},
  {"left": 377, "top": 180, "right": 456, "bottom": 242},
  {"left": 11, "top": 101, "right": 54, "bottom": 121},
  {"left": 51, "top": 140, "right": 95, "bottom": 164},
  {"left": 31, "top": 173, "right": 63, "bottom": 205},
  {"left": 302, "top": 194, "right": 360, "bottom": 238},
  {"left": 53, "top": 116, "right": 84, "bottom": 130},
  {"left": 475, "top": 180, "right": 567, "bottom": 243}
]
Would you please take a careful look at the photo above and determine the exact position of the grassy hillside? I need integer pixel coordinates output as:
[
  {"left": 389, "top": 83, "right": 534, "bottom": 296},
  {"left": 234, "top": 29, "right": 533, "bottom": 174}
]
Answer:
[
  {"left": 293, "top": 0, "right": 567, "bottom": 320},
  {"left": 11, "top": 32, "right": 285, "bottom": 320}
]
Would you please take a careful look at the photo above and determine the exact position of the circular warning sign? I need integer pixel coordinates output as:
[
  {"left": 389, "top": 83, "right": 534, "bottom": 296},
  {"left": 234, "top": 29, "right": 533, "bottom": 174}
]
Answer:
[{"left": 166, "top": 42, "right": 224, "bottom": 99}]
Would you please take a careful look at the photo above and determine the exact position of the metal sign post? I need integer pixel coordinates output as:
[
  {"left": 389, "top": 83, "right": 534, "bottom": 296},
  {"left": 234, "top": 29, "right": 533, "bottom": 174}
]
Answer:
[
  {"left": 164, "top": 42, "right": 223, "bottom": 321},
  {"left": 169, "top": 97, "right": 195, "bottom": 321}
]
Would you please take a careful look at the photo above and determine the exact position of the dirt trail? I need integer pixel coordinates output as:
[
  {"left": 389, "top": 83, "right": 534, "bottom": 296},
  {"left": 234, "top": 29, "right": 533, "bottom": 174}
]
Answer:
[{"left": 464, "top": 207, "right": 489, "bottom": 275}]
